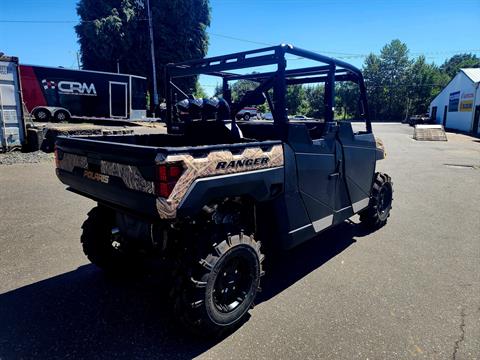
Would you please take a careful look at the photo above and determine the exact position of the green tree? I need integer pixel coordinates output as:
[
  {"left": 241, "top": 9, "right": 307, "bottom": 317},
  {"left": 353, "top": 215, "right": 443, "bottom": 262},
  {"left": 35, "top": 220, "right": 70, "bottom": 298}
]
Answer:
[
  {"left": 76, "top": 0, "right": 210, "bottom": 101},
  {"left": 440, "top": 54, "right": 480, "bottom": 78},
  {"left": 297, "top": 99, "right": 311, "bottom": 117},
  {"left": 378, "top": 39, "right": 412, "bottom": 120},
  {"left": 193, "top": 82, "right": 208, "bottom": 98},
  {"left": 230, "top": 79, "right": 258, "bottom": 102},
  {"left": 363, "top": 53, "right": 384, "bottom": 120},
  {"left": 304, "top": 85, "right": 325, "bottom": 119},
  {"left": 213, "top": 83, "right": 223, "bottom": 97},
  {"left": 286, "top": 85, "right": 306, "bottom": 115},
  {"left": 405, "top": 56, "right": 449, "bottom": 116},
  {"left": 335, "top": 82, "right": 360, "bottom": 119}
]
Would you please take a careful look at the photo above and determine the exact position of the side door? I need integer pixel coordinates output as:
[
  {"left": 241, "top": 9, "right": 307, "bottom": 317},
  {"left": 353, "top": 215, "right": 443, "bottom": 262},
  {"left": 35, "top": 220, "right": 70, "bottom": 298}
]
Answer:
[
  {"left": 109, "top": 82, "right": 128, "bottom": 118},
  {"left": 290, "top": 124, "right": 350, "bottom": 233},
  {"left": 337, "top": 122, "right": 377, "bottom": 215}
]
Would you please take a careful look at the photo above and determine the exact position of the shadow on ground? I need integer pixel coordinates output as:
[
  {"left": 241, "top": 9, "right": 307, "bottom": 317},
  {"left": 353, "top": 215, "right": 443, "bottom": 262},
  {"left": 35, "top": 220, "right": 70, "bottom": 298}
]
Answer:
[{"left": 0, "top": 221, "right": 368, "bottom": 359}]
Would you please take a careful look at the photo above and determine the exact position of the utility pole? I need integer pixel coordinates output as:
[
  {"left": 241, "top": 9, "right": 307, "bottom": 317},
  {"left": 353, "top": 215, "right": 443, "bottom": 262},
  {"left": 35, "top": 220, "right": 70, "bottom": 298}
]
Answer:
[{"left": 146, "top": 0, "right": 159, "bottom": 117}]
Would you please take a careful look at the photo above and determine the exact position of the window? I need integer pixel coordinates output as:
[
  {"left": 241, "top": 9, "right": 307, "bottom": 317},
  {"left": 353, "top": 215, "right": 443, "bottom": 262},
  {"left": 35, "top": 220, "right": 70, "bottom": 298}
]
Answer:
[{"left": 335, "top": 81, "right": 367, "bottom": 133}]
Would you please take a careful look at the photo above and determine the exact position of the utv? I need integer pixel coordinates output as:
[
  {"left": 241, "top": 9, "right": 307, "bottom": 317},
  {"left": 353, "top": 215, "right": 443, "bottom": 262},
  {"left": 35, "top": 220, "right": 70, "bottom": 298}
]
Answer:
[{"left": 55, "top": 44, "right": 393, "bottom": 335}]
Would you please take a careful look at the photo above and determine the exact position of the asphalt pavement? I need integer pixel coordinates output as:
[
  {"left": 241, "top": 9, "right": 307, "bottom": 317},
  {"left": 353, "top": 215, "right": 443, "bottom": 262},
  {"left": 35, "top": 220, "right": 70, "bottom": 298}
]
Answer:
[{"left": 0, "top": 123, "right": 479, "bottom": 359}]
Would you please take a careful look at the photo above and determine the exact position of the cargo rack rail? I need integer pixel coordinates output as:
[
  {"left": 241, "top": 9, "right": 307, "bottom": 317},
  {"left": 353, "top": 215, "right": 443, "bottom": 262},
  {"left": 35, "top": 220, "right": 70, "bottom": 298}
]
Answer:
[{"left": 164, "top": 44, "right": 371, "bottom": 133}]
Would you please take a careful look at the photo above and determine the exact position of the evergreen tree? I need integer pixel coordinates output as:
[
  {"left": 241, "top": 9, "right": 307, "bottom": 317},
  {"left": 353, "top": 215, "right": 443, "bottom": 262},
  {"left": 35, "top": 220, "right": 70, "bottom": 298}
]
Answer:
[
  {"left": 75, "top": 0, "right": 211, "bottom": 101},
  {"left": 440, "top": 54, "right": 480, "bottom": 78}
]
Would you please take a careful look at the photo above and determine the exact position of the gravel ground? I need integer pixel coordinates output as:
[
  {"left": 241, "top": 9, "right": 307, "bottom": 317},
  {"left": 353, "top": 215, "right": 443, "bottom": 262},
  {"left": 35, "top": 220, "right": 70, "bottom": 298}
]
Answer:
[{"left": 0, "top": 150, "right": 54, "bottom": 165}]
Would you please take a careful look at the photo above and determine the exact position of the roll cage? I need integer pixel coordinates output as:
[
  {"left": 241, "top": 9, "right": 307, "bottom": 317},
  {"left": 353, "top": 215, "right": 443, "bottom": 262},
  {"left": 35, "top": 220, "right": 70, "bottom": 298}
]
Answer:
[{"left": 164, "top": 44, "right": 371, "bottom": 134}]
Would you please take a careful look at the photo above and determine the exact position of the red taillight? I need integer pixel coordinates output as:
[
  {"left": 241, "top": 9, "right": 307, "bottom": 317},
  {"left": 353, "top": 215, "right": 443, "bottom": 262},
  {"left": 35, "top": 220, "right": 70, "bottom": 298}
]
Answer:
[
  {"left": 158, "top": 165, "right": 167, "bottom": 182},
  {"left": 155, "top": 162, "right": 183, "bottom": 198},
  {"left": 169, "top": 165, "right": 182, "bottom": 178}
]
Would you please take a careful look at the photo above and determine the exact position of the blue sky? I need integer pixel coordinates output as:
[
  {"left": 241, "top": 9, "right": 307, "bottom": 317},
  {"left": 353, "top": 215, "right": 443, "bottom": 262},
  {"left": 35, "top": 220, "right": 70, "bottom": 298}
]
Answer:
[{"left": 1, "top": 0, "right": 479, "bottom": 93}]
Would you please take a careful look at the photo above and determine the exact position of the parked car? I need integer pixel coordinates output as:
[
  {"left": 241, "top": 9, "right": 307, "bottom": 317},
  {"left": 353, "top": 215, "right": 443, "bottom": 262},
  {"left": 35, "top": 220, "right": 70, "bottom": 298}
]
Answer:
[
  {"left": 408, "top": 113, "right": 431, "bottom": 126},
  {"left": 290, "top": 114, "right": 312, "bottom": 120},
  {"left": 236, "top": 107, "right": 257, "bottom": 121},
  {"left": 262, "top": 112, "right": 274, "bottom": 120}
]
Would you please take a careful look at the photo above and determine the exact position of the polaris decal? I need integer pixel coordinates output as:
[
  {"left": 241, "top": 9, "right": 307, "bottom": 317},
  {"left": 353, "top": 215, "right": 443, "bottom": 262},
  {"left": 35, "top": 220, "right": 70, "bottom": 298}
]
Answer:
[
  {"left": 83, "top": 170, "right": 109, "bottom": 183},
  {"left": 216, "top": 157, "right": 269, "bottom": 170},
  {"left": 42, "top": 79, "right": 97, "bottom": 96}
]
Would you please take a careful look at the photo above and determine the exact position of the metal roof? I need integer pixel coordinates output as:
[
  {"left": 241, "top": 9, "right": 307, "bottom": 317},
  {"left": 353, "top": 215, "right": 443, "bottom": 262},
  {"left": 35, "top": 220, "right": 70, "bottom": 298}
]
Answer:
[{"left": 460, "top": 68, "right": 480, "bottom": 84}]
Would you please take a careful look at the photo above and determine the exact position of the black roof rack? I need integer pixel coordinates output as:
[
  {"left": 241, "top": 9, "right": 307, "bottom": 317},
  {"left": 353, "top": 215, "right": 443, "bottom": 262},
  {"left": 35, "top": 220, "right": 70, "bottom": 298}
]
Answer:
[
  {"left": 165, "top": 44, "right": 370, "bottom": 133},
  {"left": 166, "top": 44, "right": 362, "bottom": 79}
]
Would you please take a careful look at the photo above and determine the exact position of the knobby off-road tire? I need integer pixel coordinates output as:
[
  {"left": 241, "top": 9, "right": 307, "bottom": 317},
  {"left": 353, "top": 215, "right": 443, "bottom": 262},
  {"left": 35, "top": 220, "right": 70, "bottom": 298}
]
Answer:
[
  {"left": 171, "top": 232, "right": 264, "bottom": 336},
  {"left": 81, "top": 206, "right": 137, "bottom": 273},
  {"left": 360, "top": 172, "right": 393, "bottom": 229}
]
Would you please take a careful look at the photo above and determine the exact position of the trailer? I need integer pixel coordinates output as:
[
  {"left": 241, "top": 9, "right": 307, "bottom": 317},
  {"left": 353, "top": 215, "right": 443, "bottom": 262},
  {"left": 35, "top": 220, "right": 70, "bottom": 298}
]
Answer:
[
  {"left": 0, "top": 55, "right": 26, "bottom": 151},
  {"left": 19, "top": 65, "right": 147, "bottom": 122}
]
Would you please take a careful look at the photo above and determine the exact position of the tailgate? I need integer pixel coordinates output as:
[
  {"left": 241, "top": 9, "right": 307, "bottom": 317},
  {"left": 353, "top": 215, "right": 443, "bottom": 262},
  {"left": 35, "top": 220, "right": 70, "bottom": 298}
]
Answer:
[{"left": 55, "top": 136, "right": 161, "bottom": 217}]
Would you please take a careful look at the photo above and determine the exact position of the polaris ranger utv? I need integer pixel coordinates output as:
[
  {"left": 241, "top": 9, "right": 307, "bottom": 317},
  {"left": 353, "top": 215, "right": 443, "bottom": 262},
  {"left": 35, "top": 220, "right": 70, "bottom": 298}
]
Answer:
[{"left": 55, "top": 44, "right": 393, "bottom": 335}]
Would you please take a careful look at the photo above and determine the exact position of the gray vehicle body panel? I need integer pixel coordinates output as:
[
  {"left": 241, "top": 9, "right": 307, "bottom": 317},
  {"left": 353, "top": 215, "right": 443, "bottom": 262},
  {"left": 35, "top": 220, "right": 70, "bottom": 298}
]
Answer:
[
  {"left": 175, "top": 121, "right": 380, "bottom": 249},
  {"left": 55, "top": 120, "right": 382, "bottom": 250},
  {"left": 177, "top": 166, "right": 284, "bottom": 217}
]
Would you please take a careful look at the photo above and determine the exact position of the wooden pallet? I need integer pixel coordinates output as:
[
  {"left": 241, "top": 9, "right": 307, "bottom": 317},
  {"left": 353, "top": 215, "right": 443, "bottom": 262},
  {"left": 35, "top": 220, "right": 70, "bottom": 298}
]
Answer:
[{"left": 413, "top": 125, "right": 448, "bottom": 141}]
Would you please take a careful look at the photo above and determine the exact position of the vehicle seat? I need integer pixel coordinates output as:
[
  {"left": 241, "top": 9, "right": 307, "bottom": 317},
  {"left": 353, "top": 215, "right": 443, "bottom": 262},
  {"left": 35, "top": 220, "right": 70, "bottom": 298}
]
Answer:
[
  {"left": 184, "top": 120, "right": 246, "bottom": 145},
  {"left": 238, "top": 122, "right": 282, "bottom": 141}
]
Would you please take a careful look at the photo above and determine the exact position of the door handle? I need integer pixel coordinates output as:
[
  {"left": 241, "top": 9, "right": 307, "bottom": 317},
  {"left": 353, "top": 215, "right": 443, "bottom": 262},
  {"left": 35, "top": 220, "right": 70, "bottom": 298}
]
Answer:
[{"left": 329, "top": 159, "right": 342, "bottom": 179}]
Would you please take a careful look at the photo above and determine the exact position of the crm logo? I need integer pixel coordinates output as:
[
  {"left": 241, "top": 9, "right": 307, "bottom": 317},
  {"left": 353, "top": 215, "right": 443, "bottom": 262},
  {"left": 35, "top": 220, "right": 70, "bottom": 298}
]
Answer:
[
  {"left": 42, "top": 79, "right": 56, "bottom": 90},
  {"left": 42, "top": 79, "right": 97, "bottom": 96}
]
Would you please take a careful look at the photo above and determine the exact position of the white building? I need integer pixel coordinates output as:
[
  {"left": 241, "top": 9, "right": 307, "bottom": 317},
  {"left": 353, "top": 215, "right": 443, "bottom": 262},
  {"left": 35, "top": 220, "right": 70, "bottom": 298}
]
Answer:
[{"left": 429, "top": 68, "right": 480, "bottom": 134}]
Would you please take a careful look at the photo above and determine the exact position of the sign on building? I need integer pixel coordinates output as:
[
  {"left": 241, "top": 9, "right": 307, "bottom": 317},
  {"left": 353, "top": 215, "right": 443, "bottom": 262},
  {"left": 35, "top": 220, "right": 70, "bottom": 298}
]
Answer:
[
  {"left": 459, "top": 92, "right": 474, "bottom": 112},
  {"left": 448, "top": 91, "right": 460, "bottom": 112}
]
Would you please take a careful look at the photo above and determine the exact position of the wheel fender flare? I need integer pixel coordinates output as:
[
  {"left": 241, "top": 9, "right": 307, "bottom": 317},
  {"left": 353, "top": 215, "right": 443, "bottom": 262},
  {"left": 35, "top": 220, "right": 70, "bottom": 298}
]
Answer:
[
  {"left": 177, "top": 167, "right": 284, "bottom": 217},
  {"left": 32, "top": 106, "right": 52, "bottom": 117}
]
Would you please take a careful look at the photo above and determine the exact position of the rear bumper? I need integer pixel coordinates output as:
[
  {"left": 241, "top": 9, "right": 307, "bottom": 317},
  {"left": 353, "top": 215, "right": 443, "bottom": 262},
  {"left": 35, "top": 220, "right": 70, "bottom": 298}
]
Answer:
[{"left": 57, "top": 169, "right": 159, "bottom": 219}]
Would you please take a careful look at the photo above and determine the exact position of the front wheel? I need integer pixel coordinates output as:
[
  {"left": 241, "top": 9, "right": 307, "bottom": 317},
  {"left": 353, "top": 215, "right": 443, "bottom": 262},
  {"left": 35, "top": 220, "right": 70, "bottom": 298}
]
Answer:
[
  {"left": 243, "top": 113, "right": 250, "bottom": 121},
  {"left": 171, "top": 232, "right": 263, "bottom": 336},
  {"left": 359, "top": 172, "right": 393, "bottom": 229},
  {"left": 32, "top": 108, "right": 50, "bottom": 122}
]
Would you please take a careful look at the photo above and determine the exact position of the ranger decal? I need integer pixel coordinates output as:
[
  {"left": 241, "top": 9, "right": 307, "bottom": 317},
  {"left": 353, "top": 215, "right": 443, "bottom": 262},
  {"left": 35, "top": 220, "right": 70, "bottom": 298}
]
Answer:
[{"left": 216, "top": 157, "right": 269, "bottom": 170}]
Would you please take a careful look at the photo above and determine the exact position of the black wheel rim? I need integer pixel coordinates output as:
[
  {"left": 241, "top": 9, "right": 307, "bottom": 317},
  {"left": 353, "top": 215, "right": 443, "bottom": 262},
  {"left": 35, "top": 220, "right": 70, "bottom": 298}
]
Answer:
[
  {"left": 378, "top": 183, "right": 392, "bottom": 218},
  {"left": 213, "top": 252, "right": 256, "bottom": 313}
]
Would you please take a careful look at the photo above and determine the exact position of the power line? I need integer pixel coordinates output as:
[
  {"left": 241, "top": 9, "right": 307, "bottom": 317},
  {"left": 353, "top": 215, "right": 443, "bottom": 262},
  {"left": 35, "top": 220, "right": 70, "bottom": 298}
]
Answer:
[
  {"left": 207, "top": 33, "right": 480, "bottom": 59},
  {"left": 1, "top": 18, "right": 479, "bottom": 59},
  {"left": 209, "top": 32, "right": 272, "bottom": 47},
  {"left": 0, "top": 19, "right": 149, "bottom": 24}
]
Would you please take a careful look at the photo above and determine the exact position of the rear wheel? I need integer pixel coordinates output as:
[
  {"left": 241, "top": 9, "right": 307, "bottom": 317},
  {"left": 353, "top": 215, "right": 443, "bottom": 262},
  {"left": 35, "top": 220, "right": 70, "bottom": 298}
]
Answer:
[
  {"left": 81, "top": 206, "right": 138, "bottom": 272},
  {"left": 359, "top": 172, "right": 393, "bottom": 229},
  {"left": 243, "top": 113, "right": 251, "bottom": 121},
  {"left": 171, "top": 231, "right": 263, "bottom": 336},
  {"left": 54, "top": 110, "right": 70, "bottom": 122}
]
